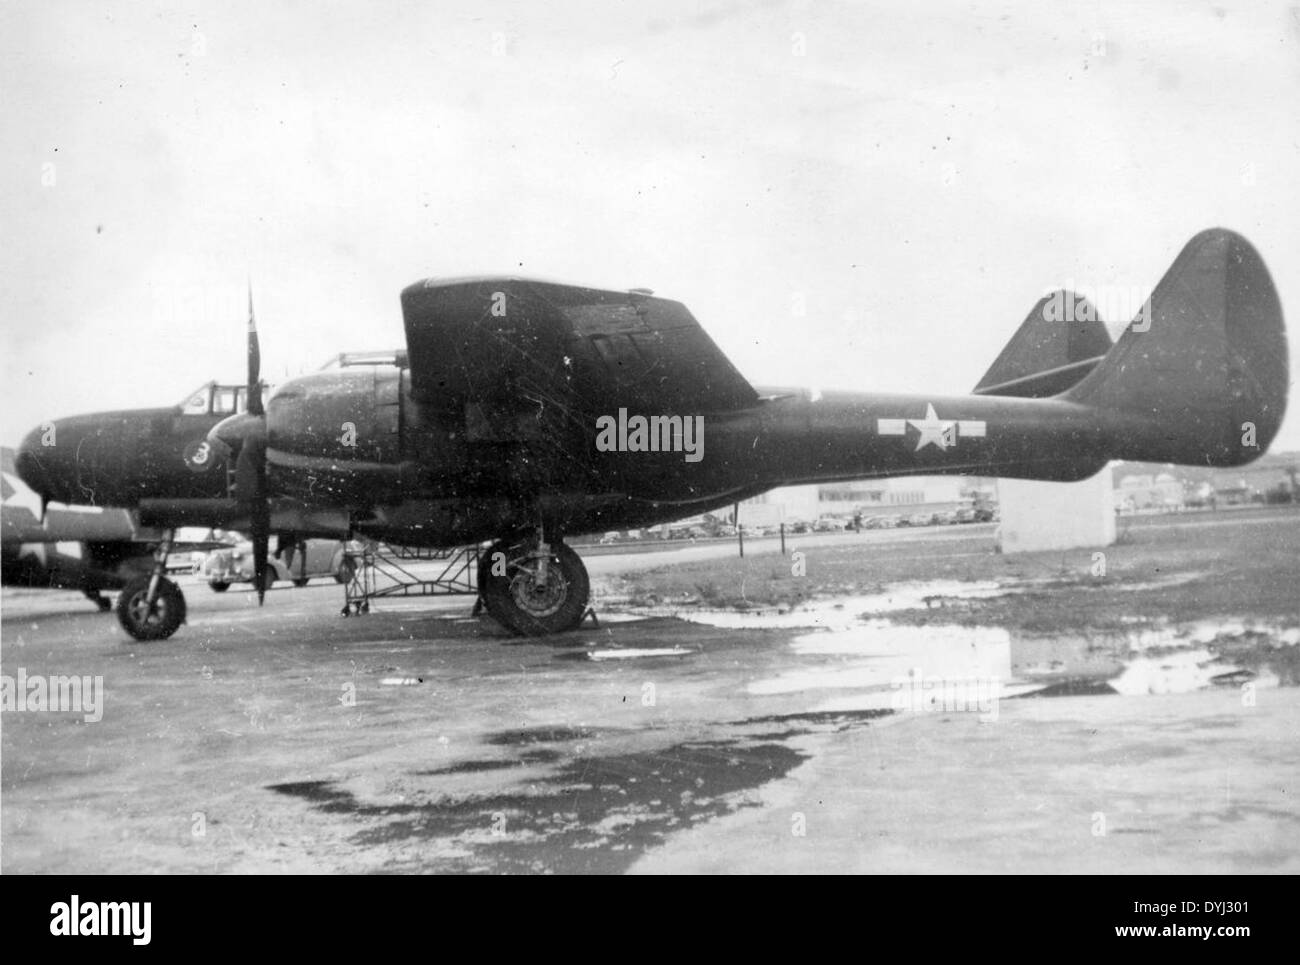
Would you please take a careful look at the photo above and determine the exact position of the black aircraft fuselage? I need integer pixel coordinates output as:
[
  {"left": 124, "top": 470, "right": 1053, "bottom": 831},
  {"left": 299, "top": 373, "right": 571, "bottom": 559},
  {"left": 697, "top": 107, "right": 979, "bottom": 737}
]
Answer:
[
  {"left": 1, "top": 443, "right": 228, "bottom": 609},
  {"left": 255, "top": 375, "right": 1134, "bottom": 546},
  {"left": 13, "top": 229, "right": 1289, "bottom": 637},
  {"left": 13, "top": 381, "right": 254, "bottom": 511}
]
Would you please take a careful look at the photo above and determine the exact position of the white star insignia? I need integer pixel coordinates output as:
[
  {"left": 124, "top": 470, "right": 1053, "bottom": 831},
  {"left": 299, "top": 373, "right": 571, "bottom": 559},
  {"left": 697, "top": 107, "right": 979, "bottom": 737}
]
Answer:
[
  {"left": 909, "top": 403, "right": 957, "bottom": 451},
  {"left": 876, "top": 404, "right": 986, "bottom": 450}
]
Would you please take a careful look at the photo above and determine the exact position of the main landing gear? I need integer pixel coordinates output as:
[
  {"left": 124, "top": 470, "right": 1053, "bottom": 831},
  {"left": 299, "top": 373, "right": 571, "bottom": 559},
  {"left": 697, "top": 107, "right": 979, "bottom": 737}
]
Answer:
[
  {"left": 116, "top": 530, "right": 187, "bottom": 641},
  {"left": 477, "top": 530, "right": 592, "bottom": 636}
]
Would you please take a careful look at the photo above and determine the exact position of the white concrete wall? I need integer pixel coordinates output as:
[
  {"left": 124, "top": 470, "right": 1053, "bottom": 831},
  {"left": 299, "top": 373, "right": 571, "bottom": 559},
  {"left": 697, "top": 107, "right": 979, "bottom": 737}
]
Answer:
[{"left": 996, "top": 469, "right": 1115, "bottom": 553}]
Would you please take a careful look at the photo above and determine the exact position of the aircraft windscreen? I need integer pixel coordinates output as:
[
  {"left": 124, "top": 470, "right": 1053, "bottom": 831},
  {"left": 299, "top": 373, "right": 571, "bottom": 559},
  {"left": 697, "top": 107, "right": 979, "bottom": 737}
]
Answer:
[
  {"left": 180, "top": 383, "right": 212, "bottom": 414},
  {"left": 177, "top": 383, "right": 253, "bottom": 415}
]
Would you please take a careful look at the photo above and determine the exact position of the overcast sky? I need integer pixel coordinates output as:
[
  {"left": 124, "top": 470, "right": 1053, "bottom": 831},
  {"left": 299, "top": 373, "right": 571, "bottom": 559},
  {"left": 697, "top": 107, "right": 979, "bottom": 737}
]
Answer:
[{"left": 3, "top": 0, "right": 1298, "bottom": 453}]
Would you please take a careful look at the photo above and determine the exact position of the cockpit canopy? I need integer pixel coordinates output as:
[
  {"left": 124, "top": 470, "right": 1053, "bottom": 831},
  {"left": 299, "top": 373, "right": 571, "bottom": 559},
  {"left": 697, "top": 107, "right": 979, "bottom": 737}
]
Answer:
[
  {"left": 179, "top": 382, "right": 266, "bottom": 417},
  {"left": 179, "top": 351, "right": 406, "bottom": 415}
]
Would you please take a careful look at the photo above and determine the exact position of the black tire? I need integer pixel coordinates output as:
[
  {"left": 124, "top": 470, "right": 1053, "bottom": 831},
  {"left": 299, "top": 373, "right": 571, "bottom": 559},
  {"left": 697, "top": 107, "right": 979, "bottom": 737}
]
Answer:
[
  {"left": 480, "top": 541, "right": 589, "bottom": 636},
  {"left": 210, "top": 582, "right": 230, "bottom": 593},
  {"left": 116, "top": 575, "right": 186, "bottom": 641},
  {"left": 293, "top": 578, "right": 310, "bottom": 588},
  {"left": 333, "top": 555, "right": 356, "bottom": 585}
]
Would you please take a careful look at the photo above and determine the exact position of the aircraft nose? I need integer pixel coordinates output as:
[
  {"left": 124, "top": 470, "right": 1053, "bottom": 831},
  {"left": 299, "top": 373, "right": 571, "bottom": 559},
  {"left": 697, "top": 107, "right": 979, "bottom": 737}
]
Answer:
[{"left": 15, "top": 423, "right": 58, "bottom": 502}]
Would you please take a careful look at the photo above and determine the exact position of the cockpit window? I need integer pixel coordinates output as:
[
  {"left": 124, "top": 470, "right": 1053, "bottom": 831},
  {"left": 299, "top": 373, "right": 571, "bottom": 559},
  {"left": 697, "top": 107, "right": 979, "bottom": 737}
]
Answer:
[
  {"left": 182, "top": 384, "right": 213, "bottom": 414},
  {"left": 213, "top": 386, "right": 242, "bottom": 415},
  {"left": 180, "top": 382, "right": 260, "bottom": 415}
]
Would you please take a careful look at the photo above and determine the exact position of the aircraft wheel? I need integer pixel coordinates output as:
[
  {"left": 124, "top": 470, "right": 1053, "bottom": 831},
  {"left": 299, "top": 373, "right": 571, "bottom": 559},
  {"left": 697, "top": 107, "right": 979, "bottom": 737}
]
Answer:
[
  {"left": 210, "top": 582, "right": 230, "bottom": 593},
  {"left": 480, "top": 540, "right": 589, "bottom": 636},
  {"left": 116, "top": 576, "right": 186, "bottom": 641},
  {"left": 333, "top": 556, "right": 356, "bottom": 584},
  {"left": 293, "top": 578, "right": 310, "bottom": 588}
]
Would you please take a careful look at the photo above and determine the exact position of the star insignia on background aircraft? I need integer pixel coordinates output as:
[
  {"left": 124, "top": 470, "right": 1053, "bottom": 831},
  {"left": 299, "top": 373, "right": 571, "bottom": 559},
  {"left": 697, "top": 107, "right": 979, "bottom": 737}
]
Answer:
[{"left": 876, "top": 403, "right": 986, "bottom": 451}]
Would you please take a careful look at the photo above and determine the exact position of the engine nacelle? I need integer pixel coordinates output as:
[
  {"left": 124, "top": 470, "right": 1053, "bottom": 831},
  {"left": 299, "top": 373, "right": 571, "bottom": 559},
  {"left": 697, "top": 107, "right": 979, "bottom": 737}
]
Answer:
[{"left": 266, "top": 366, "right": 404, "bottom": 504}]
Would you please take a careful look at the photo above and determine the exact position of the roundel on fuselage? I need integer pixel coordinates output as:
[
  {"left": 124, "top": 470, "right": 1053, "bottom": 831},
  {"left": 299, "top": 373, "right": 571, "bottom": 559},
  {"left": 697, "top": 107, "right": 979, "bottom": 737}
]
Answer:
[{"left": 183, "top": 438, "right": 214, "bottom": 472}]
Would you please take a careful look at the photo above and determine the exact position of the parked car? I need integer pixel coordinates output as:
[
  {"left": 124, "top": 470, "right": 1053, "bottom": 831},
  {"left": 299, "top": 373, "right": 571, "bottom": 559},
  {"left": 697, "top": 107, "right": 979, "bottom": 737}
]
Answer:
[
  {"left": 666, "top": 524, "right": 708, "bottom": 540},
  {"left": 203, "top": 539, "right": 359, "bottom": 592},
  {"left": 167, "top": 551, "right": 203, "bottom": 575}
]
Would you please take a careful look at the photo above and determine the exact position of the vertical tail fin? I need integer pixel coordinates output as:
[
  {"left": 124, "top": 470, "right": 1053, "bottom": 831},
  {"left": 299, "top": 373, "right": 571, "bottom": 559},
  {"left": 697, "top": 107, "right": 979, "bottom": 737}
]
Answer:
[
  {"left": 1065, "top": 229, "right": 1288, "bottom": 465},
  {"left": 973, "top": 291, "right": 1111, "bottom": 397}
]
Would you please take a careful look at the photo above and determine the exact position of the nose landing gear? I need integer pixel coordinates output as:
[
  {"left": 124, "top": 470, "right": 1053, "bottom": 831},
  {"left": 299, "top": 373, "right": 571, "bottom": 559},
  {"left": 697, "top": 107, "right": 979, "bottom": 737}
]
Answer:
[
  {"left": 82, "top": 589, "right": 113, "bottom": 612},
  {"left": 115, "top": 531, "right": 187, "bottom": 641}
]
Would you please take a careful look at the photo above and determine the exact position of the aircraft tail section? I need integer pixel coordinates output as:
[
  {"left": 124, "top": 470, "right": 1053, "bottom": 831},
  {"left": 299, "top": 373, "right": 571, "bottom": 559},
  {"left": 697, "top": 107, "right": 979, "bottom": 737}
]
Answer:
[
  {"left": 1064, "top": 228, "right": 1288, "bottom": 465},
  {"left": 973, "top": 291, "right": 1111, "bottom": 397}
]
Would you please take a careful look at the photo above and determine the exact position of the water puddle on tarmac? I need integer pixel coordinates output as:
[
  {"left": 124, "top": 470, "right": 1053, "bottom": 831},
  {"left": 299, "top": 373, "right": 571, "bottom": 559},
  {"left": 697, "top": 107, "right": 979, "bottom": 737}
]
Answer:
[
  {"left": 635, "top": 575, "right": 1207, "bottom": 632},
  {"left": 658, "top": 580, "right": 1010, "bottom": 631},
  {"left": 586, "top": 647, "right": 693, "bottom": 661},
  {"left": 720, "top": 584, "right": 1300, "bottom": 707},
  {"left": 599, "top": 577, "right": 1299, "bottom": 705}
]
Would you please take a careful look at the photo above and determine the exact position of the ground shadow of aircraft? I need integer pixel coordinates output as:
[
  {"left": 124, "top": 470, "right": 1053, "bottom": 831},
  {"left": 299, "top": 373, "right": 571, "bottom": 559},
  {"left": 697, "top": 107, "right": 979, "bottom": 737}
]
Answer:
[{"left": 15, "top": 229, "right": 1289, "bottom": 640}]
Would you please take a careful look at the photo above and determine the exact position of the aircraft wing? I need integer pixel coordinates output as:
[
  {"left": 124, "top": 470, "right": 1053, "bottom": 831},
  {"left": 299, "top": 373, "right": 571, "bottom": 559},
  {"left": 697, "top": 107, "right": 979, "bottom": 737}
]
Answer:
[{"left": 400, "top": 277, "right": 758, "bottom": 422}]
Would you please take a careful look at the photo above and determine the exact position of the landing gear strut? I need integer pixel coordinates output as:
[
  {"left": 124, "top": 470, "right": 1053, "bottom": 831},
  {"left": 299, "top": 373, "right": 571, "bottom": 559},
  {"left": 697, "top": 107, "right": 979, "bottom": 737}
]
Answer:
[
  {"left": 478, "top": 530, "right": 590, "bottom": 636},
  {"left": 82, "top": 589, "right": 112, "bottom": 612},
  {"left": 116, "top": 530, "right": 187, "bottom": 641}
]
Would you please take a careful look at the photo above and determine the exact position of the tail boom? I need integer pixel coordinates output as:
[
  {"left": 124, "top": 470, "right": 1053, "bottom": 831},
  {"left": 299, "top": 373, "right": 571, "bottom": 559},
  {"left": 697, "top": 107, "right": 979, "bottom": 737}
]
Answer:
[{"left": 673, "top": 229, "right": 1288, "bottom": 493}]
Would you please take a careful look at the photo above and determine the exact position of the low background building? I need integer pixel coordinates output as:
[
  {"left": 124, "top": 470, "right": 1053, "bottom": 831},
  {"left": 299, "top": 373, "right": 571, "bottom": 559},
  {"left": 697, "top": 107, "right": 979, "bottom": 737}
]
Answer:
[{"left": 736, "top": 476, "right": 998, "bottom": 527}]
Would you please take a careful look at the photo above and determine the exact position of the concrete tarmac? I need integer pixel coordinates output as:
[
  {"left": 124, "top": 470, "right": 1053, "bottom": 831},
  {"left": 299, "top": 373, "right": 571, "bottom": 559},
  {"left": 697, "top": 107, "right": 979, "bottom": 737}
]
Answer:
[{"left": 2, "top": 523, "right": 1296, "bottom": 874}]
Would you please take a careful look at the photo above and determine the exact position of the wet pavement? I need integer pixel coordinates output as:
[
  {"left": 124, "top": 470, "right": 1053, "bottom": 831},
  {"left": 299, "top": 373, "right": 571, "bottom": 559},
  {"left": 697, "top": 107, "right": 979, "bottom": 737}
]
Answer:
[{"left": 2, "top": 524, "right": 1298, "bottom": 873}]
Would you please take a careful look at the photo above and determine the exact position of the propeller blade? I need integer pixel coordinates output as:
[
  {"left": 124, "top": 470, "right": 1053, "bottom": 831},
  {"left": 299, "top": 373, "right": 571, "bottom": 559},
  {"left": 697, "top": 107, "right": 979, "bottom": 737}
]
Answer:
[
  {"left": 221, "top": 281, "right": 269, "bottom": 603},
  {"left": 247, "top": 283, "right": 264, "bottom": 417},
  {"left": 251, "top": 499, "right": 269, "bottom": 606},
  {"left": 232, "top": 431, "right": 270, "bottom": 605}
]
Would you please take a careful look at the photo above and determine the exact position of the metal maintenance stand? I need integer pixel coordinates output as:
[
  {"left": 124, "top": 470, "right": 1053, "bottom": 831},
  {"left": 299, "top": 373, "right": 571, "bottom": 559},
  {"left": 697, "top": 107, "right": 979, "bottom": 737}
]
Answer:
[{"left": 340, "top": 542, "right": 481, "bottom": 616}]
